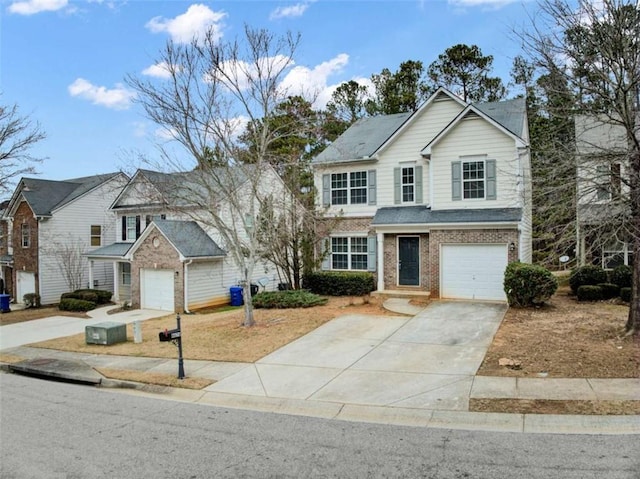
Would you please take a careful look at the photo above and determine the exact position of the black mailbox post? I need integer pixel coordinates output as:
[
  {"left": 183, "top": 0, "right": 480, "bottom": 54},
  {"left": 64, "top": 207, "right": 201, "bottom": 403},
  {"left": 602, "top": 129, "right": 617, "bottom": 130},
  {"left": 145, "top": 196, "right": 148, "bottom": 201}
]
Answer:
[{"left": 158, "top": 314, "right": 185, "bottom": 379}]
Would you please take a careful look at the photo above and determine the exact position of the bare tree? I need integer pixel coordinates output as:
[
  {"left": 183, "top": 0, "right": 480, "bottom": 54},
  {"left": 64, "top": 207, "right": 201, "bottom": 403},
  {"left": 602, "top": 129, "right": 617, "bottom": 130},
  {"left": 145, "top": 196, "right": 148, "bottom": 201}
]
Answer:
[
  {"left": 46, "top": 237, "right": 86, "bottom": 292},
  {"left": 520, "top": 0, "right": 640, "bottom": 334},
  {"left": 127, "top": 26, "right": 302, "bottom": 327},
  {"left": 0, "top": 100, "right": 45, "bottom": 194}
]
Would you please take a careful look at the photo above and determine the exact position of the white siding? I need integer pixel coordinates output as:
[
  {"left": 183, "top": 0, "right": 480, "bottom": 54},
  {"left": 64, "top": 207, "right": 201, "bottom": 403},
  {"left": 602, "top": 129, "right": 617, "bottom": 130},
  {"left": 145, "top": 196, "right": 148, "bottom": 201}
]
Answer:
[
  {"left": 431, "top": 118, "right": 521, "bottom": 210},
  {"left": 187, "top": 260, "right": 225, "bottom": 309},
  {"left": 38, "top": 176, "right": 127, "bottom": 305}
]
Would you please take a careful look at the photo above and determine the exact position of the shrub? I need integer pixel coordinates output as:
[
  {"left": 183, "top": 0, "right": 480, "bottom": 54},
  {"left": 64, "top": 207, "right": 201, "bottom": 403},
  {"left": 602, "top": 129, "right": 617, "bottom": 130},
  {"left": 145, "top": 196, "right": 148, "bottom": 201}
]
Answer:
[
  {"left": 61, "top": 289, "right": 112, "bottom": 305},
  {"left": 597, "top": 283, "right": 620, "bottom": 300},
  {"left": 59, "top": 298, "right": 96, "bottom": 312},
  {"left": 577, "top": 285, "right": 603, "bottom": 301},
  {"left": 610, "top": 265, "right": 632, "bottom": 288},
  {"left": 569, "top": 265, "right": 607, "bottom": 294},
  {"left": 620, "top": 287, "right": 631, "bottom": 302},
  {"left": 253, "top": 290, "right": 328, "bottom": 309},
  {"left": 303, "top": 271, "right": 375, "bottom": 296},
  {"left": 23, "top": 293, "right": 41, "bottom": 308},
  {"left": 503, "top": 262, "right": 558, "bottom": 307}
]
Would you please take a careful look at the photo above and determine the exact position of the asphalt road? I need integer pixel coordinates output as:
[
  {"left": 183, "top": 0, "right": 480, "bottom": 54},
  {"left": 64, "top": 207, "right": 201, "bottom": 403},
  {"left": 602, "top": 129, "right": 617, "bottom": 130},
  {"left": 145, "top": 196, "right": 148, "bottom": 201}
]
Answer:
[{"left": 1, "top": 373, "right": 638, "bottom": 479}]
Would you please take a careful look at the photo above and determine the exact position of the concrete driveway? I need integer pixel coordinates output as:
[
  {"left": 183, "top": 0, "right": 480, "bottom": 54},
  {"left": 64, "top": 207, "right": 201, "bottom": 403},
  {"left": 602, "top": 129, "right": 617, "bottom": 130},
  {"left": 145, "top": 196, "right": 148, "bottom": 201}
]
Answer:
[{"left": 206, "top": 301, "right": 507, "bottom": 411}]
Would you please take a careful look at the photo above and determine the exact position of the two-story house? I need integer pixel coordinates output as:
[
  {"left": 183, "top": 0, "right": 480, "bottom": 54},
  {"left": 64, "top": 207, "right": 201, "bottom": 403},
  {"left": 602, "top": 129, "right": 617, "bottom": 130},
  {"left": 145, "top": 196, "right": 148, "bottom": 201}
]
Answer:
[
  {"left": 2, "top": 173, "right": 129, "bottom": 305},
  {"left": 313, "top": 88, "right": 531, "bottom": 301},
  {"left": 86, "top": 167, "right": 282, "bottom": 312},
  {"left": 575, "top": 114, "right": 632, "bottom": 268}
]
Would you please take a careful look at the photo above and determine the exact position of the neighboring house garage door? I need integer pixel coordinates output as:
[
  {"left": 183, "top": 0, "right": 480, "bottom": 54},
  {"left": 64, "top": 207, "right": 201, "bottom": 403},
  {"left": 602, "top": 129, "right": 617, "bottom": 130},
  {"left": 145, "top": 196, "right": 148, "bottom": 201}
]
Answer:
[
  {"left": 440, "top": 244, "right": 508, "bottom": 301},
  {"left": 16, "top": 271, "right": 36, "bottom": 303},
  {"left": 140, "top": 269, "right": 175, "bottom": 311}
]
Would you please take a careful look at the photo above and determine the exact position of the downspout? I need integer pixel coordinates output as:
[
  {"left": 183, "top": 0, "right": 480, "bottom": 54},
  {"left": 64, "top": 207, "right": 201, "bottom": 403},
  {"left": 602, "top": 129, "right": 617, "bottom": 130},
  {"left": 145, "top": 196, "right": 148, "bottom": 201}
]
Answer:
[{"left": 183, "top": 259, "right": 193, "bottom": 313}]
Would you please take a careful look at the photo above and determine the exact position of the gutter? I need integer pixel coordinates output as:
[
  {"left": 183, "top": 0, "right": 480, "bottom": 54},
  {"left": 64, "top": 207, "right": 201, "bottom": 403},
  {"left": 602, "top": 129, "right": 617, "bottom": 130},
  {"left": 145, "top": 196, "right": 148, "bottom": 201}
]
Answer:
[{"left": 183, "top": 259, "right": 193, "bottom": 313}]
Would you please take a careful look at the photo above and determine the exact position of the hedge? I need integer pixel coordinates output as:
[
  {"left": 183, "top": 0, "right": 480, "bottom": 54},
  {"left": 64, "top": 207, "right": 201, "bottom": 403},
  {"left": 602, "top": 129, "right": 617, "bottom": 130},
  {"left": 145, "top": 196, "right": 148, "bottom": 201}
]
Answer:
[
  {"left": 597, "top": 283, "right": 620, "bottom": 300},
  {"left": 569, "top": 265, "right": 607, "bottom": 294},
  {"left": 503, "top": 262, "right": 558, "bottom": 307},
  {"left": 61, "top": 289, "right": 112, "bottom": 305},
  {"left": 23, "top": 293, "right": 41, "bottom": 308},
  {"left": 59, "top": 298, "right": 96, "bottom": 312},
  {"left": 620, "top": 287, "right": 631, "bottom": 302},
  {"left": 576, "top": 285, "right": 603, "bottom": 301},
  {"left": 303, "top": 271, "right": 375, "bottom": 296},
  {"left": 610, "top": 265, "right": 632, "bottom": 288},
  {"left": 253, "top": 290, "right": 328, "bottom": 309}
]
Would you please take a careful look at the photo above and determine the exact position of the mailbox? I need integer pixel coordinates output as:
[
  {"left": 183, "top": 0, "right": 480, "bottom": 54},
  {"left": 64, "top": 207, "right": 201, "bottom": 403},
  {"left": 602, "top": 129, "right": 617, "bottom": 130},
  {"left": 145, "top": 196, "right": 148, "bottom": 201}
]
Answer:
[{"left": 159, "top": 328, "right": 181, "bottom": 342}]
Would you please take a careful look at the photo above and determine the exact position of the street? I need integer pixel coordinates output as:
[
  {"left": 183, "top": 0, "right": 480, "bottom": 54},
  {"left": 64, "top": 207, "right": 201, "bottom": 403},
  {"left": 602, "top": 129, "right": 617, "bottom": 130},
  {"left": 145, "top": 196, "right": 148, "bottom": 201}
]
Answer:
[{"left": 1, "top": 373, "right": 638, "bottom": 478}]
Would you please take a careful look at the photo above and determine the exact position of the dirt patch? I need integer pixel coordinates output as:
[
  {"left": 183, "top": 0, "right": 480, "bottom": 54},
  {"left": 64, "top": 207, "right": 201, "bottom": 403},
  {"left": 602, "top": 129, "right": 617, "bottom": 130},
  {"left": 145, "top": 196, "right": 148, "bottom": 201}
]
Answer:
[
  {"left": 0, "top": 307, "right": 88, "bottom": 326},
  {"left": 30, "top": 296, "right": 394, "bottom": 363},
  {"left": 470, "top": 398, "right": 640, "bottom": 415},
  {"left": 96, "top": 368, "right": 214, "bottom": 390},
  {"left": 477, "top": 287, "right": 639, "bottom": 379}
]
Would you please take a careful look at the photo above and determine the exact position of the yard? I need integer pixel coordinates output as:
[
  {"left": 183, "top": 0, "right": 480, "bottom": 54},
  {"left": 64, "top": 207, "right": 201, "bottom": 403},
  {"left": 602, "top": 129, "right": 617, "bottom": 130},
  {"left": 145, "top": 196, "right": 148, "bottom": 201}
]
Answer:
[{"left": 1, "top": 288, "right": 637, "bottom": 414}]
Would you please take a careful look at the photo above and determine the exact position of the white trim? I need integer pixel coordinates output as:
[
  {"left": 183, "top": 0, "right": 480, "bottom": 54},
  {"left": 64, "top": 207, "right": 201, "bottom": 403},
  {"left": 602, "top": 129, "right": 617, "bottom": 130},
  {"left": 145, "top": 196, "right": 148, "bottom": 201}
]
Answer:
[{"left": 376, "top": 232, "right": 384, "bottom": 291}]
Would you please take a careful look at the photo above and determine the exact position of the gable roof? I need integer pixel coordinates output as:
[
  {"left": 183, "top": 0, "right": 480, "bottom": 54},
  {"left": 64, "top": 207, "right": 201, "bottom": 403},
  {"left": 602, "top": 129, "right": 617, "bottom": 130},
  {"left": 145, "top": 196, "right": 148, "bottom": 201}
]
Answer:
[
  {"left": 112, "top": 167, "right": 254, "bottom": 210},
  {"left": 421, "top": 101, "right": 528, "bottom": 156},
  {"left": 313, "top": 112, "right": 412, "bottom": 165},
  {"left": 9, "top": 173, "right": 125, "bottom": 217},
  {"left": 153, "top": 219, "right": 226, "bottom": 258},
  {"left": 313, "top": 90, "right": 528, "bottom": 165}
]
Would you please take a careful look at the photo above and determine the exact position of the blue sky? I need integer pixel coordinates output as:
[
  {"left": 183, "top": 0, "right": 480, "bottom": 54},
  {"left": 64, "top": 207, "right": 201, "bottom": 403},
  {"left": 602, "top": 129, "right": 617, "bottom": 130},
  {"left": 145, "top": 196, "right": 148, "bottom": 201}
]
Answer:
[{"left": 1, "top": 0, "right": 534, "bottom": 185}]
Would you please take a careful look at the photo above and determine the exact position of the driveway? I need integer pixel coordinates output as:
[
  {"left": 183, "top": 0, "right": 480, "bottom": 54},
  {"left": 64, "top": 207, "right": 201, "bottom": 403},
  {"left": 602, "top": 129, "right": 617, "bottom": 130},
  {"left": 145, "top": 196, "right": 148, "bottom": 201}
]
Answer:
[
  {"left": 205, "top": 301, "right": 507, "bottom": 411},
  {"left": 0, "top": 306, "right": 169, "bottom": 350}
]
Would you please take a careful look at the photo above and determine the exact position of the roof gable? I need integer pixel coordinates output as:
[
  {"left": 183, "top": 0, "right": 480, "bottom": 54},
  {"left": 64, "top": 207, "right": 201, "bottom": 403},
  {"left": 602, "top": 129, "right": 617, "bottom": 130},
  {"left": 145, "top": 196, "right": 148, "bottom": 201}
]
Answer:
[
  {"left": 8, "top": 173, "right": 125, "bottom": 217},
  {"left": 127, "top": 219, "right": 226, "bottom": 260},
  {"left": 421, "top": 101, "right": 528, "bottom": 157}
]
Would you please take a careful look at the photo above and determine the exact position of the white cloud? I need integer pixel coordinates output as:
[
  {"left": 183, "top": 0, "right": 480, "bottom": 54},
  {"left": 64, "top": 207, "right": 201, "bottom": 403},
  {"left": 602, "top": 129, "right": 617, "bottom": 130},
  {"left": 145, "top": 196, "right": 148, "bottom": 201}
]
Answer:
[
  {"left": 8, "top": 0, "right": 67, "bottom": 15},
  {"left": 68, "top": 78, "right": 136, "bottom": 110},
  {"left": 210, "top": 54, "right": 295, "bottom": 91},
  {"left": 270, "top": 2, "right": 310, "bottom": 20},
  {"left": 142, "top": 62, "right": 175, "bottom": 79},
  {"left": 448, "top": 0, "right": 519, "bottom": 8},
  {"left": 279, "top": 53, "right": 350, "bottom": 108},
  {"left": 146, "top": 4, "right": 226, "bottom": 44}
]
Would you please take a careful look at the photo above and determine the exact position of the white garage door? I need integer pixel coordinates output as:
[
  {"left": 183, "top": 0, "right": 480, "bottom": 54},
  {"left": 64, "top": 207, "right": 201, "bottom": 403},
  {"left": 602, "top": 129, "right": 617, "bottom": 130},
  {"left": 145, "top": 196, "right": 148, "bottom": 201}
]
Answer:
[
  {"left": 16, "top": 271, "right": 36, "bottom": 303},
  {"left": 441, "top": 244, "right": 508, "bottom": 301},
  {"left": 141, "top": 269, "right": 175, "bottom": 311}
]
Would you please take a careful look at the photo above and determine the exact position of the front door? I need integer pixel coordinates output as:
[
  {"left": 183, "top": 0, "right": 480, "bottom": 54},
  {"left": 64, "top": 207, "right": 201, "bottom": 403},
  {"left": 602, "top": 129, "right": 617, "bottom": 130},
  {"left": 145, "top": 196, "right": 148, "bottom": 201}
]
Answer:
[{"left": 398, "top": 237, "right": 420, "bottom": 286}]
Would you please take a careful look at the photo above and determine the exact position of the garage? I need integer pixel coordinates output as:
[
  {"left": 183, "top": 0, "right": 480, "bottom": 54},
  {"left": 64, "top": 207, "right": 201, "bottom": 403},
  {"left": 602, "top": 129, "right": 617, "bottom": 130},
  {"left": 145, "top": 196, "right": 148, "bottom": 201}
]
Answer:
[
  {"left": 440, "top": 244, "right": 508, "bottom": 301},
  {"left": 140, "top": 269, "right": 175, "bottom": 311}
]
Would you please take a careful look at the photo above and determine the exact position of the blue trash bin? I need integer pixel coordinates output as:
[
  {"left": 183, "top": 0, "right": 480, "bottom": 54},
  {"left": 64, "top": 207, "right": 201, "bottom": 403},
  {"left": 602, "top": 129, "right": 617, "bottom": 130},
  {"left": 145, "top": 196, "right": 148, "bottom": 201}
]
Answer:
[
  {"left": 229, "top": 286, "right": 244, "bottom": 306},
  {"left": 0, "top": 294, "right": 10, "bottom": 313}
]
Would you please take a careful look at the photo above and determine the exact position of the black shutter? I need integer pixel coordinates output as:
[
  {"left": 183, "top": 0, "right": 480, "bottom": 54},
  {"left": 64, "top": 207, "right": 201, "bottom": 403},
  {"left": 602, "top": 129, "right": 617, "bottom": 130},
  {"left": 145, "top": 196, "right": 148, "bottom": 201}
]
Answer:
[
  {"left": 135, "top": 215, "right": 141, "bottom": 239},
  {"left": 121, "top": 216, "right": 126, "bottom": 241}
]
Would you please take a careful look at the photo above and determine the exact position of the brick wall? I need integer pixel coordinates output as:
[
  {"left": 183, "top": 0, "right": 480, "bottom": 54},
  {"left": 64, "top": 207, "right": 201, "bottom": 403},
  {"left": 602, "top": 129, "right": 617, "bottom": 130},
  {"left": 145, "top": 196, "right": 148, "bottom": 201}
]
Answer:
[
  {"left": 382, "top": 234, "right": 430, "bottom": 290},
  {"left": 131, "top": 231, "right": 183, "bottom": 312},
  {"left": 428, "top": 228, "right": 519, "bottom": 298},
  {"left": 12, "top": 201, "right": 39, "bottom": 297}
]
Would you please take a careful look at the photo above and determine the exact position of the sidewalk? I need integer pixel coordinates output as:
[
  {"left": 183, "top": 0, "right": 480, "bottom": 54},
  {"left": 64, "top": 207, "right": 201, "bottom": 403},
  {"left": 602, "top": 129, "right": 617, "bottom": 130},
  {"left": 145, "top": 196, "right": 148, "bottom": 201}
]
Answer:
[{"left": 1, "top": 301, "right": 639, "bottom": 435}]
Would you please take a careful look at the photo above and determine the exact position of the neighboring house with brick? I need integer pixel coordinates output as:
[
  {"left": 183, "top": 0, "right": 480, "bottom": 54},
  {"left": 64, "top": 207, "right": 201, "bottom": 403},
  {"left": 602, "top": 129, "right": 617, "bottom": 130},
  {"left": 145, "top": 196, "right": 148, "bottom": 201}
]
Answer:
[
  {"left": 2, "top": 173, "right": 129, "bottom": 305},
  {"left": 313, "top": 87, "right": 531, "bottom": 301},
  {"left": 575, "top": 115, "right": 632, "bottom": 268},
  {"left": 86, "top": 168, "right": 282, "bottom": 313}
]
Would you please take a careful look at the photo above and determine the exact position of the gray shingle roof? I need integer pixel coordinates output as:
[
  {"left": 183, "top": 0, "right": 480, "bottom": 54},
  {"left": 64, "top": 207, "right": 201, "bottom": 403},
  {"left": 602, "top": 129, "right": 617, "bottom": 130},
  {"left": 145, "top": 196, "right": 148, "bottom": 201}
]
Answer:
[
  {"left": 19, "top": 173, "right": 122, "bottom": 216},
  {"left": 313, "top": 112, "right": 411, "bottom": 165},
  {"left": 371, "top": 206, "right": 522, "bottom": 225},
  {"left": 474, "top": 97, "right": 527, "bottom": 138},
  {"left": 87, "top": 243, "right": 133, "bottom": 258},
  {"left": 153, "top": 219, "right": 226, "bottom": 258}
]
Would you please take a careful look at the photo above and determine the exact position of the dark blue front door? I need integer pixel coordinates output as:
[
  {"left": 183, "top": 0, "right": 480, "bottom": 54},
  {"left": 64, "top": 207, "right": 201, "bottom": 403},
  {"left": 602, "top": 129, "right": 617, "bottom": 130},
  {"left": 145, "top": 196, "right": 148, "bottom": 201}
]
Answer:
[{"left": 398, "top": 237, "right": 420, "bottom": 286}]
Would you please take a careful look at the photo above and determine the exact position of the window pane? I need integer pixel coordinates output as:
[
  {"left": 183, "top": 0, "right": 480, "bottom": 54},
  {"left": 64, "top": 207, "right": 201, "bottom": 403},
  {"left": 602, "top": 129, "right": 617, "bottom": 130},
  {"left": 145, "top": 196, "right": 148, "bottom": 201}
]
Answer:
[
  {"left": 331, "top": 173, "right": 347, "bottom": 189},
  {"left": 351, "top": 254, "right": 368, "bottom": 270},
  {"left": 350, "top": 188, "right": 367, "bottom": 204},
  {"left": 402, "top": 185, "right": 414, "bottom": 202},
  {"left": 351, "top": 237, "right": 368, "bottom": 253},
  {"left": 463, "top": 161, "right": 485, "bottom": 199},
  {"left": 402, "top": 167, "right": 415, "bottom": 202},
  {"left": 332, "top": 254, "right": 348, "bottom": 269},
  {"left": 332, "top": 237, "right": 348, "bottom": 253}
]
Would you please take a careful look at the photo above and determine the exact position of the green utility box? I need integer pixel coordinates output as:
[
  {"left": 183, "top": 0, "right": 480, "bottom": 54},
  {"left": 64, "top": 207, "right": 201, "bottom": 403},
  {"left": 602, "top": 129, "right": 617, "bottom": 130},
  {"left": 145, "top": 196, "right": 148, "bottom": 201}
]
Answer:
[{"left": 85, "top": 321, "right": 127, "bottom": 345}]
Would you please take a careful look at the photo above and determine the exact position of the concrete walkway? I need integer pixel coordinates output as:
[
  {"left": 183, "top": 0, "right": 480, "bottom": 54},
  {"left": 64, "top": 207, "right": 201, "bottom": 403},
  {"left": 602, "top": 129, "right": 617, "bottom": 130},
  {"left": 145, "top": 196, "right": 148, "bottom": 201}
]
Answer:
[
  {"left": 0, "top": 305, "right": 169, "bottom": 350},
  {"left": 1, "top": 300, "right": 639, "bottom": 434}
]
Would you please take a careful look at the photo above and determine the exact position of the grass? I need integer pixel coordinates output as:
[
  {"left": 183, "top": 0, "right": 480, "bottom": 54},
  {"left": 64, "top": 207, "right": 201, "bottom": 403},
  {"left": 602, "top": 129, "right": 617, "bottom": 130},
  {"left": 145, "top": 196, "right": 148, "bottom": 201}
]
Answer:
[{"left": 96, "top": 368, "right": 214, "bottom": 389}]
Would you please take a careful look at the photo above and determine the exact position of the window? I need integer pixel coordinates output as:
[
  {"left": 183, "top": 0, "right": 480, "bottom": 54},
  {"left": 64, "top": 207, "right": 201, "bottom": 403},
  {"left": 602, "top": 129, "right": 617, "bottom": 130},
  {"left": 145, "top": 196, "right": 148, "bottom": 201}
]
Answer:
[
  {"left": 126, "top": 217, "right": 137, "bottom": 240},
  {"left": 121, "top": 263, "right": 131, "bottom": 285},
  {"left": 602, "top": 241, "right": 632, "bottom": 269},
  {"left": 21, "top": 223, "right": 30, "bottom": 248},
  {"left": 401, "top": 167, "right": 415, "bottom": 202},
  {"left": 463, "top": 161, "right": 485, "bottom": 199},
  {"left": 596, "top": 163, "right": 622, "bottom": 201},
  {"left": 90, "top": 225, "right": 101, "bottom": 247},
  {"left": 331, "top": 237, "right": 368, "bottom": 270},
  {"left": 330, "top": 172, "right": 367, "bottom": 205},
  {"left": 145, "top": 214, "right": 167, "bottom": 229}
]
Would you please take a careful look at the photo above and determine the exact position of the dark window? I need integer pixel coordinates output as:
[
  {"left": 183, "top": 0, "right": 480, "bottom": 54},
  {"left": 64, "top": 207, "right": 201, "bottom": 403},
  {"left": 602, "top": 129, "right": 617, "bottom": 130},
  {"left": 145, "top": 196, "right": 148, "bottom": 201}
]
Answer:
[
  {"left": 463, "top": 161, "right": 485, "bottom": 199},
  {"left": 331, "top": 237, "right": 368, "bottom": 270},
  {"left": 90, "top": 225, "right": 101, "bottom": 247},
  {"left": 21, "top": 223, "right": 30, "bottom": 248},
  {"left": 402, "top": 167, "right": 415, "bottom": 202}
]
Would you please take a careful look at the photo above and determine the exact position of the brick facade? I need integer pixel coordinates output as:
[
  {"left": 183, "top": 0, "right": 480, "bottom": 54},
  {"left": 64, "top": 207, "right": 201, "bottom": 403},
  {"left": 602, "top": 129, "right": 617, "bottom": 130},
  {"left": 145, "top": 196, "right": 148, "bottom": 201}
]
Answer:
[
  {"left": 382, "top": 234, "right": 430, "bottom": 290},
  {"left": 131, "top": 232, "right": 184, "bottom": 313},
  {"left": 11, "top": 201, "right": 39, "bottom": 299}
]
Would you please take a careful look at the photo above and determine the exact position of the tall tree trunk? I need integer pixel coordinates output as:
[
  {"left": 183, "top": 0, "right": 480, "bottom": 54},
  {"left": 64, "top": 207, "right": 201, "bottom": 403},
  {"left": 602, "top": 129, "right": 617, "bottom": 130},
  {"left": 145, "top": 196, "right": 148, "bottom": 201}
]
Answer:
[{"left": 626, "top": 149, "right": 640, "bottom": 336}]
